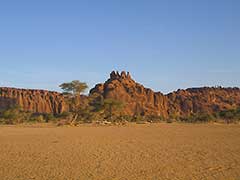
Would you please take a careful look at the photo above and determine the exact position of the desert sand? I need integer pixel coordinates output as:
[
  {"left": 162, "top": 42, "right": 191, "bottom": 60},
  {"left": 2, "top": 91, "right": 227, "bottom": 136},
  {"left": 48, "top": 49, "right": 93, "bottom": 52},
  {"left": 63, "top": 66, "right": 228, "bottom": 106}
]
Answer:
[{"left": 0, "top": 123, "right": 240, "bottom": 180}]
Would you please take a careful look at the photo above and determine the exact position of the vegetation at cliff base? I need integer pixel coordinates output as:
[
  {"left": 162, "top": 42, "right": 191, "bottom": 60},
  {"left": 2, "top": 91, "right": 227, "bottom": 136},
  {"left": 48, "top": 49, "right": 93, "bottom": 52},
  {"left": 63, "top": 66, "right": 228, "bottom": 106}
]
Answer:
[
  {"left": 179, "top": 108, "right": 240, "bottom": 123},
  {"left": 0, "top": 105, "right": 56, "bottom": 125},
  {"left": 1, "top": 105, "right": 240, "bottom": 125}
]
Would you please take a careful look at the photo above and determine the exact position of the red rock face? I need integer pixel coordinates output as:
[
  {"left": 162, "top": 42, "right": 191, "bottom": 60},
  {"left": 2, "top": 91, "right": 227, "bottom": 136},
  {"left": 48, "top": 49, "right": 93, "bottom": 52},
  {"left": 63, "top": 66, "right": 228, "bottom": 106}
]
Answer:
[
  {"left": 90, "top": 71, "right": 169, "bottom": 117},
  {"left": 167, "top": 87, "right": 240, "bottom": 116},
  {"left": 90, "top": 71, "right": 240, "bottom": 117},
  {"left": 1, "top": 71, "right": 240, "bottom": 117},
  {"left": 0, "top": 87, "right": 68, "bottom": 114}
]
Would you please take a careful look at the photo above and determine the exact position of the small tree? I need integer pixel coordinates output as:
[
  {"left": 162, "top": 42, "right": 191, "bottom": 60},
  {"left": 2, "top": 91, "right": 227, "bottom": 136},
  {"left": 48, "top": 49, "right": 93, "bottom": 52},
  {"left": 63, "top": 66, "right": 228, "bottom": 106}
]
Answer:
[
  {"left": 59, "top": 80, "right": 88, "bottom": 124},
  {"left": 103, "top": 98, "right": 124, "bottom": 121},
  {"left": 60, "top": 80, "right": 88, "bottom": 96}
]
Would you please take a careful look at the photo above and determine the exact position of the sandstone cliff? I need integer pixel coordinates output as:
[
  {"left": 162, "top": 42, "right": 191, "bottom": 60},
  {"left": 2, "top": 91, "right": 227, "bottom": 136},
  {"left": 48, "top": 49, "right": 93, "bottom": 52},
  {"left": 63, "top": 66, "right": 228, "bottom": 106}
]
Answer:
[
  {"left": 90, "top": 71, "right": 240, "bottom": 117},
  {"left": 167, "top": 87, "right": 240, "bottom": 117},
  {"left": 1, "top": 71, "right": 240, "bottom": 117},
  {"left": 0, "top": 87, "right": 68, "bottom": 114},
  {"left": 90, "top": 71, "right": 168, "bottom": 117}
]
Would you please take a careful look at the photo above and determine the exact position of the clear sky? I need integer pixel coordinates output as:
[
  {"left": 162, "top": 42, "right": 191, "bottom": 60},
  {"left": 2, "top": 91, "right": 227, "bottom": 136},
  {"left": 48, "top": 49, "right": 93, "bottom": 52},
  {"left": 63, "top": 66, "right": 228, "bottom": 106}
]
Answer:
[{"left": 0, "top": 0, "right": 239, "bottom": 94}]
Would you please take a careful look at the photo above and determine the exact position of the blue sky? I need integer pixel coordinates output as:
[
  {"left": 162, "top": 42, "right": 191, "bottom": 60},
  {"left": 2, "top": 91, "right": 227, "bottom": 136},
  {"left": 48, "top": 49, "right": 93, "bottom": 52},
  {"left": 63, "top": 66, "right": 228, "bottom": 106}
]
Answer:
[{"left": 0, "top": 0, "right": 239, "bottom": 94}]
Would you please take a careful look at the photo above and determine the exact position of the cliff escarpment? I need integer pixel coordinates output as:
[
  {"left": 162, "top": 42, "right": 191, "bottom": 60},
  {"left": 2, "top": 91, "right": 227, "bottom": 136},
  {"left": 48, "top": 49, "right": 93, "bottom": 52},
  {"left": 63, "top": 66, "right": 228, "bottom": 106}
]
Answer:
[
  {"left": 90, "top": 71, "right": 240, "bottom": 117},
  {"left": 0, "top": 87, "right": 68, "bottom": 114},
  {"left": 1, "top": 71, "right": 240, "bottom": 117}
]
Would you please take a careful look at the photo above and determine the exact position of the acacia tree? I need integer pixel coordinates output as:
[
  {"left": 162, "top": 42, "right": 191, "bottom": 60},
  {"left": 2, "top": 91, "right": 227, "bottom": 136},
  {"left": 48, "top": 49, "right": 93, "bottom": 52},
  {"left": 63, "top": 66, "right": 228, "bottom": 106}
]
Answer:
[
  {"left": 59, "top": 80, "right": 88, "bottom": 123},
  {"left": 103, "top": 98, "right": 124, "bottom": 121},
  {"left": 60, "top": 80, "right": 88, "bottom": 96},
  {"left": 89, "top": 96, "right": 124, "bottom": 121}
]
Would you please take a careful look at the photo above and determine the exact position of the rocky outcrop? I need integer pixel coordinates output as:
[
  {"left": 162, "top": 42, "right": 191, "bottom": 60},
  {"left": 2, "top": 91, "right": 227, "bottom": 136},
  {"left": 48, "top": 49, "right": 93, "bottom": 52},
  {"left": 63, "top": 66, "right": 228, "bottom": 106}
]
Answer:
[
  {"left": 167, "top": 87, "right": 240, "bottom": 117},
  {"left": 90, "top": 71, "right": 169, "bottom": 117},
  {"left": 90, "top": 71, "right": 240, "bottom": 117},
  {"left": 1, "top": 71, "right": 240, "bottom": 117},
  {"left": 0, "top": 87, "right": 68, "bottom": 114}
]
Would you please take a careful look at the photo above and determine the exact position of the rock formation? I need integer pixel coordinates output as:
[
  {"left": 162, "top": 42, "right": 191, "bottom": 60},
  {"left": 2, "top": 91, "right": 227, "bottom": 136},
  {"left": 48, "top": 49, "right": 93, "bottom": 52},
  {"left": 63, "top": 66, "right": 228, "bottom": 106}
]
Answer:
[
  {"left": 90, "top": 71, "right": 169, "bottom": 117},
  {"left": 167, "top": 87, "right": 240, "bottom": 117},
  {"left": 1, "top": 71, "right": 240, "bottom": 117},
  {"left": 90, "top": 71, "right": 240, "bottom": 117},
  {"left": 0, "top": 87, "right": 68, "bottom": 114}
]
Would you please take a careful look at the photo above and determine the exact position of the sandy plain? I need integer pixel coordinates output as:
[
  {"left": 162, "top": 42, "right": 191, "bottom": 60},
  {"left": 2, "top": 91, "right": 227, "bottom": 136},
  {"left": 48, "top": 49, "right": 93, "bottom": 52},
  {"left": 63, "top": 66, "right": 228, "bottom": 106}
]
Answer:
[{"left": 0, "top": 123, "right": 240, "bottom": 180}]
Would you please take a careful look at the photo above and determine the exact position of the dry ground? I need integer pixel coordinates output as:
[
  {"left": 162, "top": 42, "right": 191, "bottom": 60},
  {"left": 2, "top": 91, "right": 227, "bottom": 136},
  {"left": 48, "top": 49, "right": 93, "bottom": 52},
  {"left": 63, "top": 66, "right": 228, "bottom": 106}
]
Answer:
[{"left": 0, "top": 123, "right": 240, "bottom": 180}]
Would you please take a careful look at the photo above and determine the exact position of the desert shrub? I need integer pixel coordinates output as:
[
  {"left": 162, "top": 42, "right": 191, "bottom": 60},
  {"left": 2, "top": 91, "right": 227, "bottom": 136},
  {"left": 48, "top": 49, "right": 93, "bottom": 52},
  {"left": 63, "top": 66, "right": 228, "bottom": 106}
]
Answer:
[
  {"left": 55, "top": 112, "right": 72, "bottom": 119},
  {"left": 179, "top": 107, "right": 240, "bottom": 124},
  {"left": 3, "top": 119, "right": 14, "bottom": 125},
  {"left": 1, "top": 106, "right": 20, "bottom": 120},
  {"left": 83, "top": 118, "right": 93, "bottom": 124},
  {"left": 103, "top": 115, "right": 130, "bottom": 122},
  {"left": 115, "top": 115, "right": 133, "bottom": 122},
  {"left": 75, "top": 112, "right": 95, "bottom": 124},
  {"left": 145, "top": 115, "right": 165, "bottom": 122},
  {"left": 179, "top": 113, "right": 215, "bottom": 123},
  {"left": 28, "top": 114, "right": 45, "bottom": 123},
  {"left": 217, "top": 108, "right": 240, "bottom": 123},
  {"left": 80, "top": 109, "right": 95, "bottom": 122},
  {"left": 195, "top": 113, "right": 214, "bottom": 122},
  {"left": 169, "top": 113, "right": 180, "bottom": 121},
  {"left": 0, "top": 106, "right": 27, "bottom": 124},
  {"left": 0, "top": 108, "right": 63, "bottom": 124},
  {"left": 129, "top": 116, "right": 137, "bottom": 122},
  {"left": 236, "top": 108, "right": 240, "bottom": 120},
  {"left": 166, "top": 118, "right": 173, "bottom": 123},
  {"left": 134, "top": 115, "right": 145, "bottom": 123},
  {"left": 121, "top": 115, "right": 133, "bottom": 122},
  {"left": 36, "top": 115, "right": 44, "bottom": 122},
  {"left": 179, "top": 114, "right": 195, "bottom": 123},
  {"left": 43, "top": 113, "right": 55, "bottom": 122},
  {"left": 55, "top": 110, "right": 96, "bottom": 125},
  {"left": 219, "top": 110, "right": 235, "bottom": 119}
]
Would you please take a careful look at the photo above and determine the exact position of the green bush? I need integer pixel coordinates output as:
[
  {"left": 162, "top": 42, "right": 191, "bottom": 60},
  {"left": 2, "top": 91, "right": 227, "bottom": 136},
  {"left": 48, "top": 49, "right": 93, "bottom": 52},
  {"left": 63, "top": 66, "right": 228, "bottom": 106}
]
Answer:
[
  {"left": 217, "top": 108, "right": 240, "bottom": 123},
  {"left": 43, "top": 113, "right": 55, "bottom": 122},
  {"left": 145, "top": 115, "right": 165, "bottom": 122},
  {"left": 55, "top": 112, "right": 72, "bottom": 119},
  {"left": 166, "top": 119, "right": 173, "bottom": 123},
  {"left": 179, "top": 113, "right": 215, "bottom": 123},
  {"left": 195, "top": 113, "right": 214, "bottom": 122},
  {"left": 0, "top": 106, "right": 26, "bottom": 124}
]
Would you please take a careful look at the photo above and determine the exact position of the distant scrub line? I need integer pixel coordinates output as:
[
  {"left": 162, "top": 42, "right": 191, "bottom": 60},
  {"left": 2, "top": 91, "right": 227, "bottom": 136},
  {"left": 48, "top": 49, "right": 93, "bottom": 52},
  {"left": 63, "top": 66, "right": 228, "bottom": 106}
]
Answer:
[{"left": 0, "top": 105, "right": 239, "bottom": 125}]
